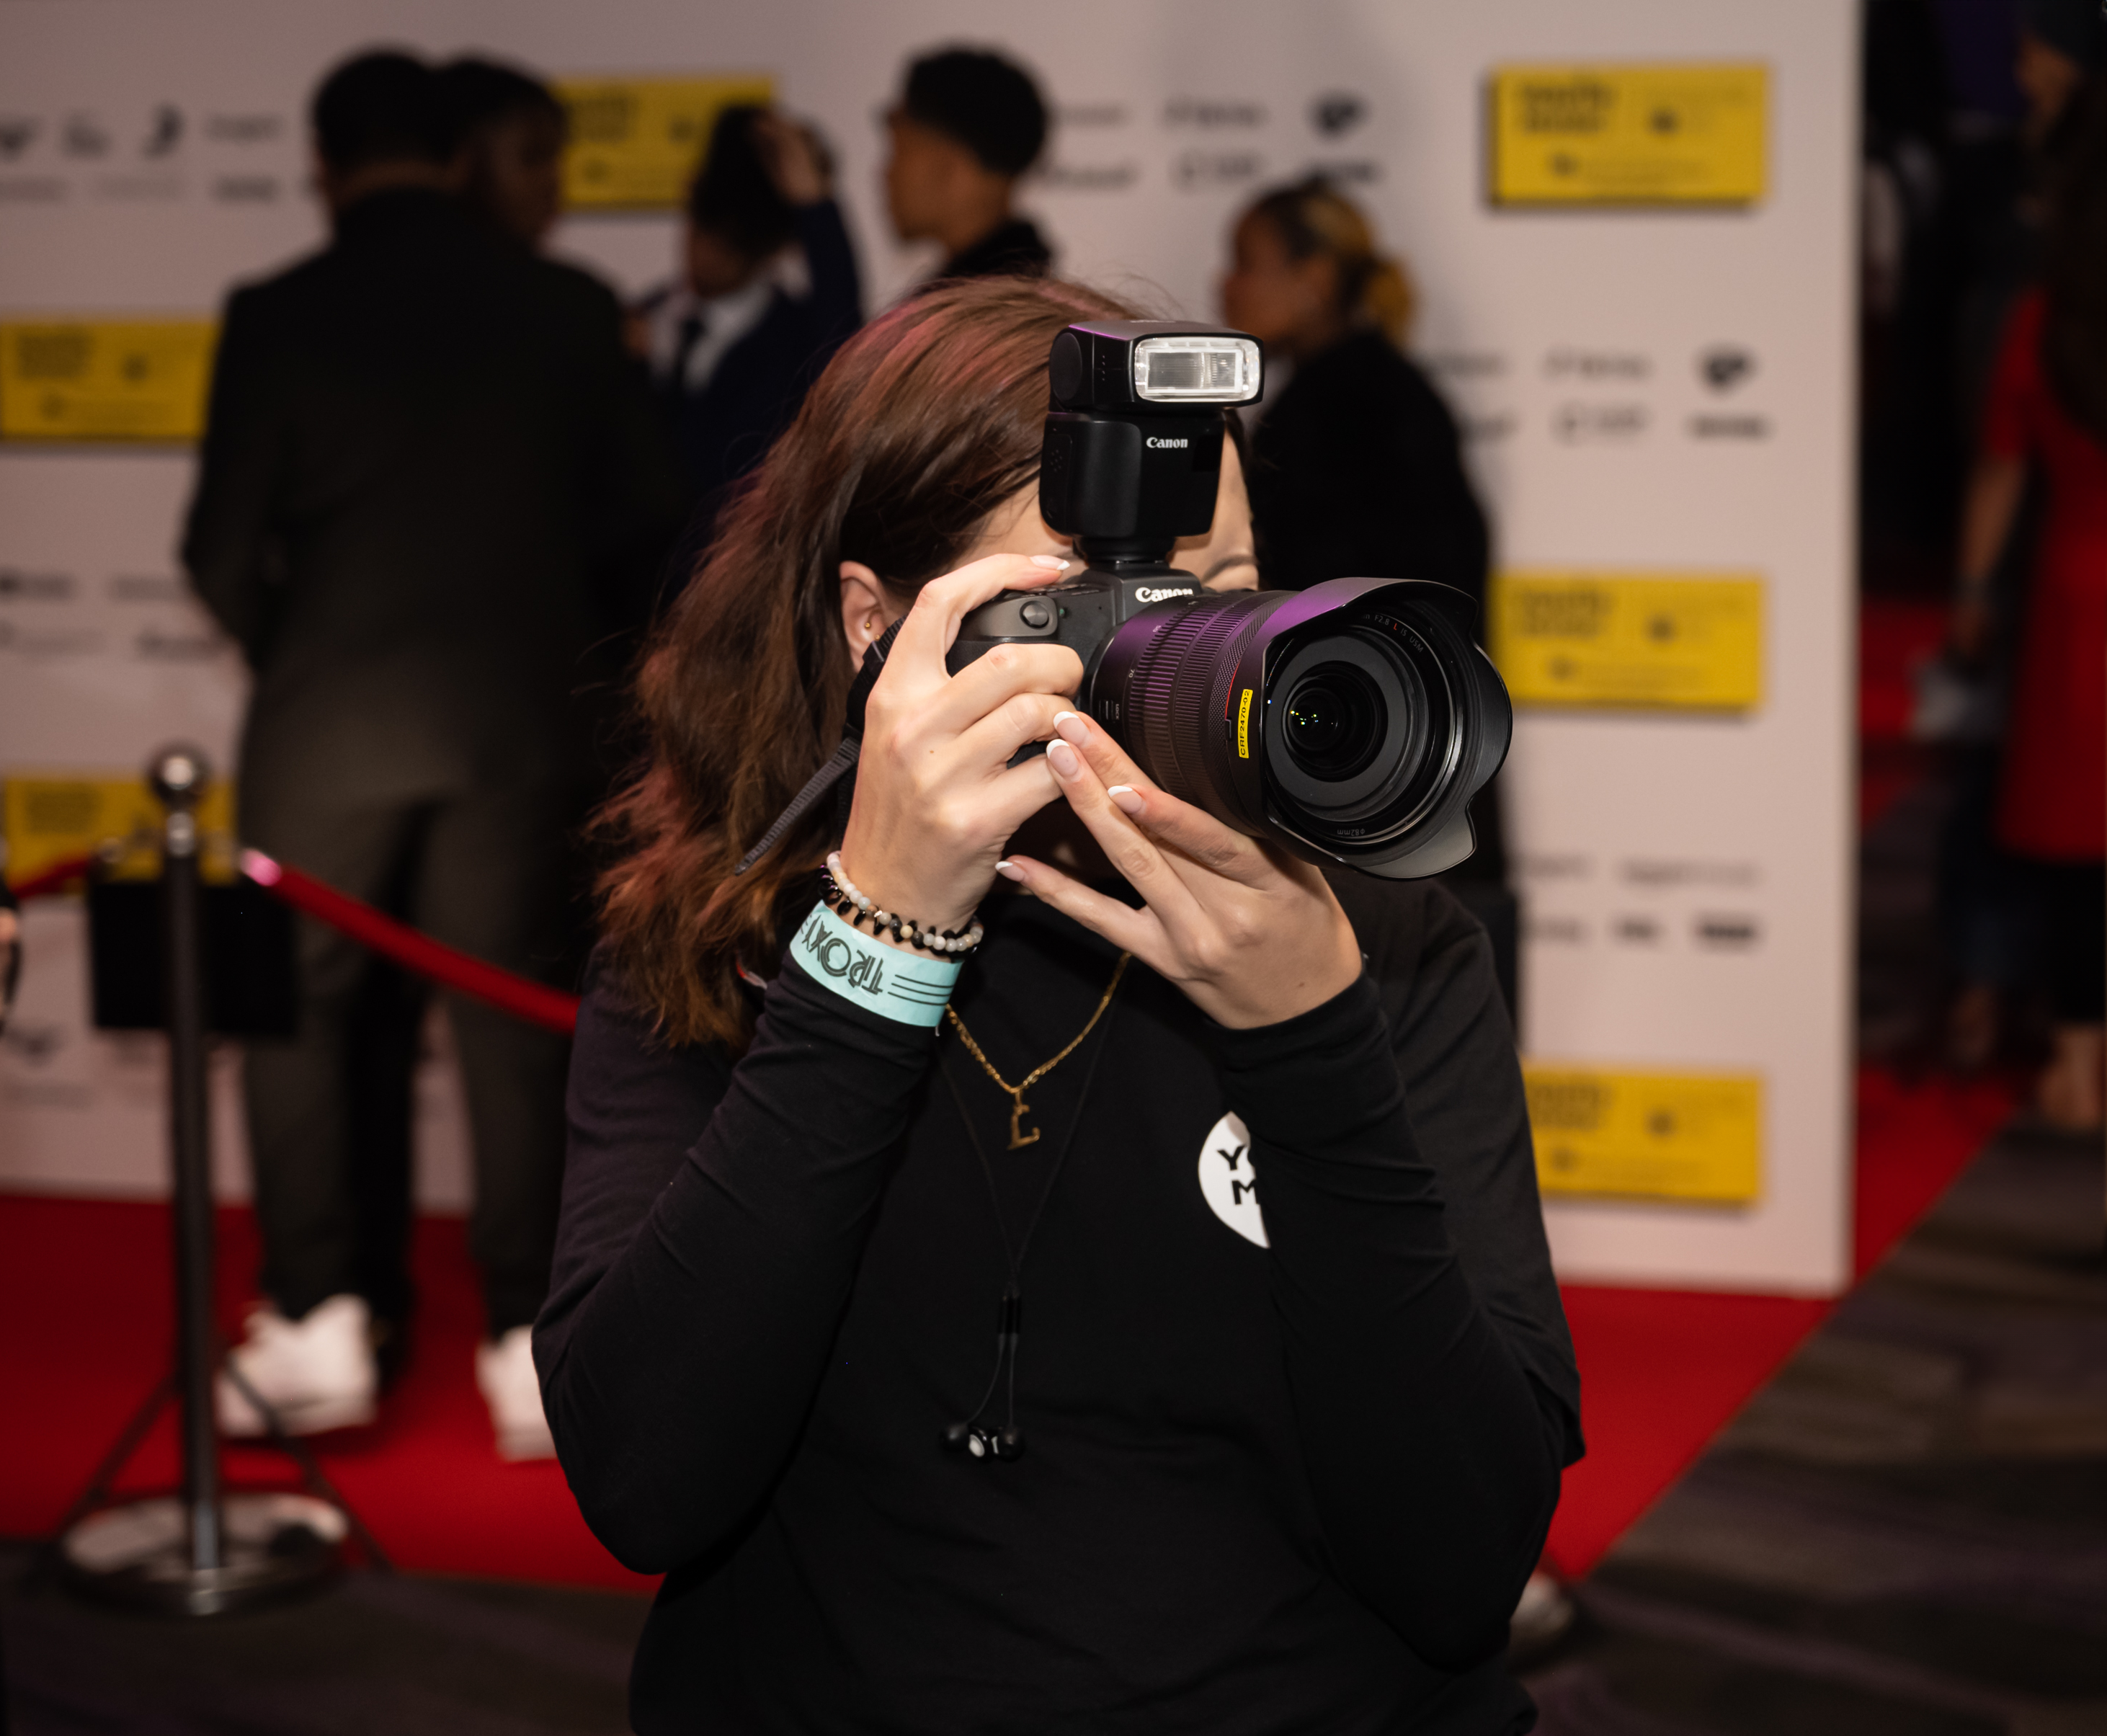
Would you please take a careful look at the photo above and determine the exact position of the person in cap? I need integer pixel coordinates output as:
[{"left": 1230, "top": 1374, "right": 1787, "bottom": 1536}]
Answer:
[{"left": 884, "top": 46, "right": 1054, "bottom": 280}]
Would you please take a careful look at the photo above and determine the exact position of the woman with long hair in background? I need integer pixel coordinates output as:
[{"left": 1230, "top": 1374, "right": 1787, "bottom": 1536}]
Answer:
[{"left": 1951, "top": 78, "right": 2107, "bottom": 1128}]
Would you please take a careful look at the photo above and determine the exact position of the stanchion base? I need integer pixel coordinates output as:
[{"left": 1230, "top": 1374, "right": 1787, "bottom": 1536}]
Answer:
[{"left": 57, "top": 1492, "right": 347, "bottom": 1616}]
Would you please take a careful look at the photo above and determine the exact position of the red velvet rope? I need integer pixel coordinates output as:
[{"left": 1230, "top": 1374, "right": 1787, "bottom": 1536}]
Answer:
[
  {"left": 240, "top": 850, "right": 580, "bottom": 1034},
  {"left": 6, "top": 853, "right": 96, "bottom": 902},
  {"left": 7, "top": 846, "right": 579, "bottom": 1035}
]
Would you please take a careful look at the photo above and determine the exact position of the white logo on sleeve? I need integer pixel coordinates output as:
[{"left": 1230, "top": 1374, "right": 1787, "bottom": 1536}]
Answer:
[{"left": 1198, "top": 1111, "right": 1268, "bottom": 1247}]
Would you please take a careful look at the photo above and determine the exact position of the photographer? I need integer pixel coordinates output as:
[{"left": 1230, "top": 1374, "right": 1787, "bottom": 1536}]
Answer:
[{"left": 538, "top": 278, "right": 1578, "bottom": 1733}]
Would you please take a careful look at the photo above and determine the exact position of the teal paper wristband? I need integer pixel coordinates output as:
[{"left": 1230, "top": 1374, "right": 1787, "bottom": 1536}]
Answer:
[{"left": 789, "top": 899, "right": 960, "bottom": 1028}]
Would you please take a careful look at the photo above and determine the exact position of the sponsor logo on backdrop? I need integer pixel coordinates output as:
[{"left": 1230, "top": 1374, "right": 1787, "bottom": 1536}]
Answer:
[
  {"left": 1042, "top": 161, "right": 1137, "bottom": 191},
  {"left": 1303, "top": 158, "right": 1378, "bottom": 184},
  {"left": 204, "top": 113, "right": 284, "bottom": 143},
  {"left": 1310, "top": 92, "right": 1366, "bottom": 136},
  {"left": 1, "top": 1021, "right": 67, "bottom": 1067},
  {"left": 1611, "top": 914, "right": 1663, "bottom": 945},
  {"left": 211, "top": 175, "right": 280, "bottom": 203},
  {"left": 0, "top": 569, "right": 76, "bottom": 601},
  {"left": 1461, "top": 411, "right": 1515, "bottom": 443},
  {"left": 134, "top": 627, "right": 228, "bottom": 662},
  {"left": 1427, "top": 351, "right": 1508, "bottom": 379},
  {"left": 1518, "top": 852, "right": 1594, "bottom": 882},
  {"left": 1058, "top": 102, "right": 1127, "bottom": 128},
  {"left": 1490, "top": 572, "right": 1764, "bottom": 710},
  {"left": 1487, "top": 63, "right": 1768, "bottom": 208},
  {"left": 1164, "top": 97, "right": 1265, "bottom": 128},
  {"left": 107, "top": 574, "right": 185, "bottom": 602},
  {"left": 141, "top": 104, "right": 183, "bottom": 159},
  {"left": 1552, "top": 401, "right": 1647, "bottom": 442},
  {"left": 1545, "top": 347, "right": 1649, "bottom": 380},
  {"left": 1526, "top": 915, "right": 1588, "bottom": 944},
  {"left": 62, "top": 113, "right": 112, "bottom": 159},
  {"left": 1174, "top": 151, "right": 1264, "bottom": 190},
  {"left": 1524, "top": 1064, "right": 1763, "bottom": 1205},
  {"left": 0, "top": 623, "right": 104, "bottom": 659},
  {"left": 0, "top": 117, "right": 37, "bottom": 159},
  {"left": 1690, "top": 413, "right": 1770, "bottom": 441},
  {"left": 1700, "top": 345, "right": 1755, "bottom": 391},
  {"left": 1621, "top": 856, "right": 1760, "bottom": 888},
  {"left": 1693, "top": 914, "right": 1763, "bottom": 950}
]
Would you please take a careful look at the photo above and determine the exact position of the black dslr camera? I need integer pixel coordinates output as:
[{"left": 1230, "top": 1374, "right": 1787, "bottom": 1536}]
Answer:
[{"left": 947, "top": 320, "right": 1513, "bottom": 879}]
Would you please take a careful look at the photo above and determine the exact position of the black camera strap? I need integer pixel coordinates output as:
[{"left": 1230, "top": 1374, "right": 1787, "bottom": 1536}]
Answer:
[{"left": 733, "top": 618, "right": 904, "bottom": 878}]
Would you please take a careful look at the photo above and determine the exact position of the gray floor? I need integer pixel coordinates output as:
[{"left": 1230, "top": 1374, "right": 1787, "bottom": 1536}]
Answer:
[
  {"left": 0, "top": 1562, "right": 646, "bottom": 1735},
  {"left": 1524, "top": 1123, "right": 2107, "bottom": 1736}
]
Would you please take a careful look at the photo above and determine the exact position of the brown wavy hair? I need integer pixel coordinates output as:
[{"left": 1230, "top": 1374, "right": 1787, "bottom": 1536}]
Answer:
[{"left": 596, "top": 275, "right": 1133, "bottom": 1049}]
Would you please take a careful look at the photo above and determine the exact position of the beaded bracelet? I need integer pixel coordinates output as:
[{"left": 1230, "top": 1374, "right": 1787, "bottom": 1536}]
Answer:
[{"left": 822, "top": 852, "right": 986, "bottom": 958}]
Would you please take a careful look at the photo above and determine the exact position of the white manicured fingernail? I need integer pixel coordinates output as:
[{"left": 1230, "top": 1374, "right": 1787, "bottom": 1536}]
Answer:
[
  {"left": 1046, "top": 739, "right": 1080, "bottom": 777},
  {"left": 1029, "top": 555, "right": 1070, "bottom": 569},
  {"left": 994, "top": 860, "right": 1025, "bottom": 881},
  {"left": 1106, "top": 784, "right": 1144, "bottom": 816},
  {"left": 1052, "top": 711, "right": 1088, "bottom": 744}
]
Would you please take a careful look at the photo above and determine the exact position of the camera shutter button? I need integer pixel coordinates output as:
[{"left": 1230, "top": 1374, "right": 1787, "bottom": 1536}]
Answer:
[{"left": 1019, "top": 600, "right": 1053, "bottom": 630}]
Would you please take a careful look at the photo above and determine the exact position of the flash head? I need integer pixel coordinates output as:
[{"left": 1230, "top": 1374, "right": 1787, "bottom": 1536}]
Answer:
[{"left": 1048, "top": 321, "right": 1264, "bottom": 414}]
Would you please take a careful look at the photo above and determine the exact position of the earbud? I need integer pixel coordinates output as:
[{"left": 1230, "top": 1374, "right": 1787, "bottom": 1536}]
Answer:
[
  {"left": 940, "top": 1421, "right": 973, "bottom": 1454},
  {"left": 993, "top": 1425, "right": 1025, "bottom": 1461}
]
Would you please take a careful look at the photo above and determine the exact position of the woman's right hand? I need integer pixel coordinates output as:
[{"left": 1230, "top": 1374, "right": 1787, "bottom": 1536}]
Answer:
[{"left": 838, "top": 553, "right": 1083, "bottom": 943}]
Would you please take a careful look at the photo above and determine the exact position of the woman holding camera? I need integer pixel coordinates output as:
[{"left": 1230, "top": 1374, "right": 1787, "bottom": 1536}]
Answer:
[{"left": 538, "top": 277, "right": 1578, "bottom": 1734}]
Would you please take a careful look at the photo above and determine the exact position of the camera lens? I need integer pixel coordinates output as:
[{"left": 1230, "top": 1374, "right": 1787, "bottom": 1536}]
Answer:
[
  {"left": 1283, "top": 666, "right": 1383, "bottom": 780},
  {"left": 1091, "top": 577, "right": 1512, "bottom": 879}
]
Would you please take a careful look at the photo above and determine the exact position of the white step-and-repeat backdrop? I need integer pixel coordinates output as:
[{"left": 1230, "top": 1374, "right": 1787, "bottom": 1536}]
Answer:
[{"left": 0, "top": 0, "right": 1857, "bottom": 1293}]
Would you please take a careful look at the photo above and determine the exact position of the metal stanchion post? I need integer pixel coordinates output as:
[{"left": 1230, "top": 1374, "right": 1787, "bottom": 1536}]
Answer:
[
  {"left": 50, "top": 747, "right": 355, "bottom": 1615},
  {"left": 159, "top": 751, "right": 223, "bottom": 1575}
]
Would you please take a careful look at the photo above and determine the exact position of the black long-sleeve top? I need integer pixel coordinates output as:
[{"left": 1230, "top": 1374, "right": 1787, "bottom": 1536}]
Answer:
[
  {"left": 538, "top": 873, "right": 1580, "bottom": 1734},
  {"left": 1249, "top": 329, "right": 1490, "bottom": 611}
]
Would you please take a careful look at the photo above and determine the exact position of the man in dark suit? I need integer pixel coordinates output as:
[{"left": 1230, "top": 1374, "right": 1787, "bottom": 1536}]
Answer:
[{"left": 183, "top": 50, "right": 680, "bottom": 1458}]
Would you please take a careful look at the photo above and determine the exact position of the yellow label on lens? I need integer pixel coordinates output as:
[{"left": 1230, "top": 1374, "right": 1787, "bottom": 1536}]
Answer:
[
  {"left": 1490, "top": 571, "right": 1763, "bottom": 711},
  {"left": 1488, "top": 63, "right": 1768, "bottom": 207},
  {"left": 556, "top": 74, "right": 777, "bottom": 210},
  {"left": 0, "top": 319, "right": 217, "bottom": 443},
  {"left": 1524, "top": 1064, "right": 1762, "bottom": 1205},
  {"left": 1237, "top": 687, "right": 1254, "bottom": 758}
]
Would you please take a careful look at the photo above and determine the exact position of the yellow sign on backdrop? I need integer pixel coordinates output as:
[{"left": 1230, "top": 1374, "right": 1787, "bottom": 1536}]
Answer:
[
  {"left": 1490, "top": 571, "right": 1764, "bottom": 711},
  {"left": 3, "top": 774, "right": 238, "bottom": 886},
  {"left": 1525, "top": 1065, "right": 1763, "bottom": 1206},
  {"left": 0, "top": 321, "right": 217, "bottom": 443},
  {"left": 558, "top": 75, "right": 776, "bottom": 210},
  {"left": 1489, "top": 63, "right": 1768, "bottom": 206}
]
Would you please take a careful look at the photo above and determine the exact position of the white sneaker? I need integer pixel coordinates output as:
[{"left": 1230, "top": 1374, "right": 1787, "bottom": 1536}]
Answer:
[
  {"left": 215, "top": 1294, "right": 379, "bottom": 1437},
  {"left": 476, "top": 1325, "right": 556, "bottom": 1462}
]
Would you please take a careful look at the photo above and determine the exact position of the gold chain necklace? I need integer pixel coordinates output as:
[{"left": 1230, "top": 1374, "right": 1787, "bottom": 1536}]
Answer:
[{"left": 945, "top": 953, "right": 1131, "bottom": 1149}]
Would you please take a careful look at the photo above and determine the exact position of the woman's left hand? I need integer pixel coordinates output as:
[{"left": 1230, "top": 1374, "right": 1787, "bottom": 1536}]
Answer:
[{"left": 997, "top": 712, "right": 1363, "bottom": 1030}]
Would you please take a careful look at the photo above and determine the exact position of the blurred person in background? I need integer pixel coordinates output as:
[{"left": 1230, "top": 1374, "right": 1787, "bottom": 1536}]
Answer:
[
  {"left": 884, "top": 45, "right": 1054, "bottom": 280},
  {"left": 1950, "top": 75, "right": 2107, "bottom": 1129},
  {"left": 1221, "top": 177, "right": 1513, "bottom": 1007},
  {"left": 1175, "top": 415, "right": 1259, "bottom": 593},
  {"left": 182, "top": 48, "right": 681, "bottom": 1459},
  {"left": 440, "top": 55, "right": 569, "bottom": 250},
  {"left": 640, "top": 104, "right": 861, "bottom": 535}
]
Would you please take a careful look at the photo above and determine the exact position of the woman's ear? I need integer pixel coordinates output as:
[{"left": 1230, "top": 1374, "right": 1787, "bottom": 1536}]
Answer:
[{"left": 839, "top": 561, "right": 899, "bottom": 669}]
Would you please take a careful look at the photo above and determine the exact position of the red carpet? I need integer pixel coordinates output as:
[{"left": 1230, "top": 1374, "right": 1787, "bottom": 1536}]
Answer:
[
  {"left": 1542, "top": 1063, "right": 2016, "bottom": 1576},
  {"left": 0, "top": 1061, "right": 2010, "bottom": 1590}
]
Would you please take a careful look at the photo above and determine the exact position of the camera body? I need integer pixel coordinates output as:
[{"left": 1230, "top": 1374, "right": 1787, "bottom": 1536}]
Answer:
[{"left": 946, "top": 320, "right": 1511, "bottom": 881}]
